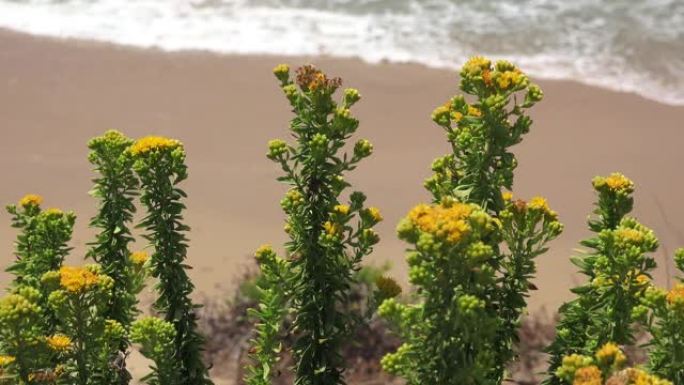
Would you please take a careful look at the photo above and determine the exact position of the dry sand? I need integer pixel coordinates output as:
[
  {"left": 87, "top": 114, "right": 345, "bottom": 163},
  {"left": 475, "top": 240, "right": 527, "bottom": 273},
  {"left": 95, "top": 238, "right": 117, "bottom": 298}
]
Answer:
[{"left": 1, "top": 27, "right": 684, "bottom": 382}]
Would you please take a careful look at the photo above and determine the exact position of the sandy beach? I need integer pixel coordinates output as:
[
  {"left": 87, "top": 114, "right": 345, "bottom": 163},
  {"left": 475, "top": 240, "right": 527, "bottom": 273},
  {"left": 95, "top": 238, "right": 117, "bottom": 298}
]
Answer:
[{"left": 1, "top": 27, "right": 684, "bottom": 319}]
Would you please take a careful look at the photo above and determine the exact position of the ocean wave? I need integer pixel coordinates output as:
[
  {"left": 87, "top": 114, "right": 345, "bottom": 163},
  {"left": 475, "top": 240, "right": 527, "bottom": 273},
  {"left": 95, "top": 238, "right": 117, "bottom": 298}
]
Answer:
[{"left": 0, "top": 0, "right": 682, "bottom": 105}]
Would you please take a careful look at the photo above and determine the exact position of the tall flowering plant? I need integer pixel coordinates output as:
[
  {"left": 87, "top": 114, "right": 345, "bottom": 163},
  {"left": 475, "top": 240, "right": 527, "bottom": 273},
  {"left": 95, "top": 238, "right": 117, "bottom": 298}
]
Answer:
[
  {"left": 245, "top": 245, "right": 289, "bottom": 385},
  {"left": 87, "top": 130, "right": 142, "bottom": 329},
  {"left": 380, "top": 199, "right": 503, "bottom": 384},
  {"left": 6, "top": 198, "right": 75, "bottom": 292},
  {"left": 6, "top": 198, "right": 76, "bottom": 335},
  {"left": 87, "top": 130, "right": 145, "bottom": 384},
  {"left": 42, "top": 265, "right": 125, "bottom": 385},
  {"left": 381, "top": 56, "right": 561, "bottom": 384},
  {"left": 246, "top": 64, "right": 382, "bottom": 385},
  {"left": 638, "top": 249, "right": 684, "bottom": 383},
  {"left": 545, "top": 173, "right": 659, "bottom": 384},
  {"left": 130, "top": 136, "right": 213, "bottom": 385}
]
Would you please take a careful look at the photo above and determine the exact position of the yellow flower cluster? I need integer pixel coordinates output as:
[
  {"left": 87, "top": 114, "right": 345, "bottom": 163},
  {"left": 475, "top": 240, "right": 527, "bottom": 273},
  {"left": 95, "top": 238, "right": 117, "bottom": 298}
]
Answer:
[
  {"left": 467, "top": 105, "right": 482, "bottom": 117},
  {"left": 59, "top": 266, "right": 100, "bottom": 293},
  {"left": 46, "top": 334, "right": 72, "bottom": 352},
  {"left": 130, "top": 250, "right": 149, "bottom": 266},
  {"left": 0, "top": 355, "right": 15, "bottom": 366},
  {"left": 19, "top": 194, "right": 43, "bottom": 208},
  {"left": 323, "top": 221, "right": 341, "bottom": 236},
  {"left": 273, "top": 63, "right": 289, "bottom": 78},
  {"left": 614, "top": 228, "right": 644, "bottom": 244},
  {"left": 129, "top": 136, "right": 182, "bottom": 156},
  {"left": 407, "top": 203, "right": 473, "bottom": 245},
  {"left": 255, "top": 244, "right": 274, "bottom": 260},
  {"left": 366, "top": 207, "right": 383, "bottom": 222},
  {"left": 462, "top": 56, "right": 492, "bottom": 76},
  {"left": 635, "top": 274, "right": 650, "bottom": 286},
  {"left": 496, "top": 70, "right": 524, "bottom": 90},
  {"left": 431, "top": 104, "right": 451, "bottom": 124},
  {"left": 528, "top": 196, "right": 558, "bottom": 217},
  {"left": 620, "top": 368, "right": 673, "bottom": 385},
  {"left": 595, "top": 342, "right": 627, "bottom": 368},
  {"left": 333, "top": 204, "right": 350, "bottom": 215},
  {"left": 557, "top": 353, "right": 594, "bottom": 382},
  {"left": 557, "top": 343, "right": 672, "bottom": 385},
  {"left": 44, "top": 208, "right": 64, "bottom": 217},
  {"left": 593, "top": 173, "right": 634, "bottom": 194},
  {"left": 573, "top": 365, "right": 602, "bottom": 385},
  {"left": 666, "top": 283, "right": 684, "bottom": 306}
]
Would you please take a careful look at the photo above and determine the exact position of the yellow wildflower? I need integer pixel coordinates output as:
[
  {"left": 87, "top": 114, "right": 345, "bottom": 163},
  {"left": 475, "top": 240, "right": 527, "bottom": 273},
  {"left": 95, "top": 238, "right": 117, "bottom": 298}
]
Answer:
[
  {"left": 496, "top": 70, "right": 523, "bottom": 90},
  {"left": 666, "top": 283, "right": 684, "bottom": 305},
  {"left": 595, "top": 342, "right": 627, "bottom": 368},
  {"left": 129, "top": 251, "right": 149, "bottom": 266},
  {"left": 467, "top": 105, "right": 482, "bottom": 117},
  {"left": 463, "top": 56, "right": 491, "bottom": 76},
  {"left": 593, "top": 172, "right": 634, "bottom": 193},
  {"left": 19, "top": 194, "right": 43, "bottom": 208},
  {"left": 614, "top": 228, "right": 644, "bottom": 244},
  {"left": 451, "top": 111, "right": 463, "bottom": 122},
  {"left": 573, "top": 365, "right": 602, "bottom": 385},
  {"left": 605, "top": 173, "right": 633, "bottom": 191},
  {"left": 635, "top": 274, "right": 650, "bottom": 286},
  {"left": 528, "top": 196, "right": 550, "bottom": 212},
  {"left": 273, "top": 63, "right": 289, "bottom": 77},
  {"left": 255, "top": 244, "right": 273, "bottom": 259},
  {"left": 407, "top": 203, "right": 473, "bottom": 244},
  {"left": 333, "top": 205, "right": 350, "bottom": 216},
  {"left": 324, "top": 221, "right": 340, "bottom": 236},
  {"left": 130, "top": 136, "right": 182, "bottom": 156},
  {"left": 0, "top": 355, "right": 15, "bottom": 366},
  {"left": 431, "top": 105, "right": 451, "bottom": 124},
  {"left": 44, "top": 208, "right": 63, "bottom": 216},
  {"left": 367, "top": 207, "right": 383, "bottom": 222},
  {"left": 46, "top": 334, "right": 72, "bottom": 352},
  {"left": 59, "top": 266, "right": 100, "bottom": 293},
  {"left": 502, "top": 191, "right": 513, "bottom": 201},
  {"left": 625, "top": 368, "right": 672, "bottom": 385}
]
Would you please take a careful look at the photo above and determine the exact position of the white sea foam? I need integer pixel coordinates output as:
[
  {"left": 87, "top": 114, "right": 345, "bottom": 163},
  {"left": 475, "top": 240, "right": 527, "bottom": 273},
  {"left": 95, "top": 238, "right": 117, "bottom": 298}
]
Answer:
[{"left": 0, "top": 0, "right": 682, "bottom": 105}]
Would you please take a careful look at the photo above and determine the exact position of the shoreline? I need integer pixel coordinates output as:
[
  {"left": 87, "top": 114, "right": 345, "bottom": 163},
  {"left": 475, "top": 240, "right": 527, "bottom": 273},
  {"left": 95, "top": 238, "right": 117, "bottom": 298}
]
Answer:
[
  {"left": 1, "top": 26, "right": 684, "bottom": 315},
  {"left": 0, "top": 27, "right": 679, "bottom": 107}
]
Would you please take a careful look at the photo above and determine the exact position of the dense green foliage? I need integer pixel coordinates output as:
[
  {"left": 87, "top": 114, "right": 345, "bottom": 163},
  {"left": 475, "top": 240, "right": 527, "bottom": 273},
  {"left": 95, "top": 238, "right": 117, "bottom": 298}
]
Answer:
[
  {"left": 544, "top": 173, "right": 659, "bottom": 384},
  {"left": 245, "top": 64, "right": 383, "bottom": 385},
  {"left": 379, "top": 56, "right": 561, "bottom": 385}
]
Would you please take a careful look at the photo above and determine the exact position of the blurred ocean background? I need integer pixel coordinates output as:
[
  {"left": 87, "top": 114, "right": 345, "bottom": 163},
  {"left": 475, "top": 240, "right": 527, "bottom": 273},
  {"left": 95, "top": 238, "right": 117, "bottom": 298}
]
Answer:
[{"left": 0, "top": 0, "right": 682, "bottom": 105}]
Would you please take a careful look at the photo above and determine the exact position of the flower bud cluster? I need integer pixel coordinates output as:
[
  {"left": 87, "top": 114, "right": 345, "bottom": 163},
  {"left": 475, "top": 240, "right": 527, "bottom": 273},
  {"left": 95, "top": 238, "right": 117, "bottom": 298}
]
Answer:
[{"left": 556, "top": 343, "right": 671, "bottom": 385}]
